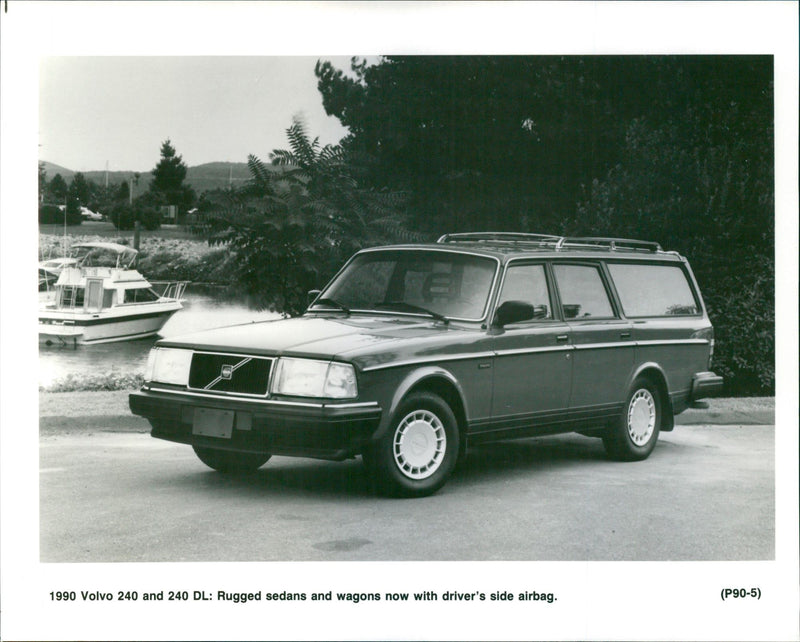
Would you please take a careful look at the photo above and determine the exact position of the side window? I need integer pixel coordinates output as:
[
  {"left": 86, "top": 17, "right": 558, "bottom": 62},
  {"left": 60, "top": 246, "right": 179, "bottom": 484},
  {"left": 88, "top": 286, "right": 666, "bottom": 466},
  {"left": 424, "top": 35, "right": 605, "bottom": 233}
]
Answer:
[
  {"left": 497, "top": 264, "right": 552, "bottom": 321},
  {"left": 553, "top": 264, "right": 615, "bottom": 319},
  {"left": 124, "top": 288, "right": 160, "bottom": 304},
  {"left": 608, "top": 263, "right": 699, "bottom": 316}
]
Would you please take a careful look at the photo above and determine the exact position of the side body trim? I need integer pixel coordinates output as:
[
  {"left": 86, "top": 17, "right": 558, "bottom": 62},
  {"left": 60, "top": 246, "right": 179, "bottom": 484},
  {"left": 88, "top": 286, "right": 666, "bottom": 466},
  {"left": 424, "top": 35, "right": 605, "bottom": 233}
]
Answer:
[{"left": 361, "top": 338, "right": 708, "bottom": 372}]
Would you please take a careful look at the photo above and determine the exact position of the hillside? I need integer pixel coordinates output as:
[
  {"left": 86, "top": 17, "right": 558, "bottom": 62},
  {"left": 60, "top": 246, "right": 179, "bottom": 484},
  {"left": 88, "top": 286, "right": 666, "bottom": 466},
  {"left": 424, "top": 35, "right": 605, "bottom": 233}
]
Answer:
[{"left": 41, "top": 160, "right": 256, "bottom": 197}]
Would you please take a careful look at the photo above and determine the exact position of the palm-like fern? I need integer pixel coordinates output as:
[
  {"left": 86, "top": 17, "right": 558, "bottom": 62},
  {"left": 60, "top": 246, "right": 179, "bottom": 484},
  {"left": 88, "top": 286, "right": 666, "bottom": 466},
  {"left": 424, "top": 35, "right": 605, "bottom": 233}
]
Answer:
[{"left": 204, "top": 117, "right": 415, "bottom": 314}]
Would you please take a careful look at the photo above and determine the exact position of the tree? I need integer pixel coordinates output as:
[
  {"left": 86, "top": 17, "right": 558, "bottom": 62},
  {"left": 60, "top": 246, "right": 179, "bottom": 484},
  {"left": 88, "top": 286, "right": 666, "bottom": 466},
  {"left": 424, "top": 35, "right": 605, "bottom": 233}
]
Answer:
[
  {"left": 151, "top": 139, "right": 187, "bottom": 192},
  {"left": 205, "top": 118, "right": 410, "bottom": 314},
  {"left": 115, "top": 180, "right": 130, "bottom": 203},
  {"left": 570, "top": 64, "right": 774, "bottom": 395},
  {"left": 69, "top": 172, "right": 93, "bottom": 205},
  {"left": 315, "top": 56, "right": 773, "bottom": 236},
  {"left": 150, "top": 139, "right": 195, "bottom": 211},
  {"left": 315, "top": 56, "right": 624, "bottom": 233},
  {"left": 315, "top": 55, "right": 774, "bottom": 395},
  {"left": 48, "top": 173, "right": 68, "bottom": 202},
  {"left": 38, "top": 162, "right": 47, "bottom": 203}
]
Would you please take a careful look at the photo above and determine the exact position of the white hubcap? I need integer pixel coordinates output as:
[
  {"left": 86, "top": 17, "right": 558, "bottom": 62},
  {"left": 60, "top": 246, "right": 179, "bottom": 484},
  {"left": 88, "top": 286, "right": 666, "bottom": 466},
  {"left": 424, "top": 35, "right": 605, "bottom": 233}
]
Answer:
[
  {"left": 627, "top": 389, "right": 656, "bottom": 445},
  {"left": 393, "top": 410, "right": 446, "bottom": 480}
]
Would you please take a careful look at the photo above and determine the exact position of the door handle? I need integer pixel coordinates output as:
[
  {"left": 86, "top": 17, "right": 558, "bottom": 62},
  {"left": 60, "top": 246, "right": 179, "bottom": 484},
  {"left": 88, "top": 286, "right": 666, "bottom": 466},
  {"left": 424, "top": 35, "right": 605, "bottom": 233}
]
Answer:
[
  {"left": 620, "top": 331, "right": 631, "bottom": 339},
  {"left": 556, "top": 334, "right": 569, "bottom": 343}
]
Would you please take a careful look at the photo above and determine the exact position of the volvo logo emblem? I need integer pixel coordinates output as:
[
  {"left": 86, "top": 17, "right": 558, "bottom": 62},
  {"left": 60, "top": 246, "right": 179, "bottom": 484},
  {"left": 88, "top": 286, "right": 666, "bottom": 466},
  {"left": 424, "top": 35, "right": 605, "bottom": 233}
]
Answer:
[{"left": 220, "top": 364, "right": 233, "bottom": 380}]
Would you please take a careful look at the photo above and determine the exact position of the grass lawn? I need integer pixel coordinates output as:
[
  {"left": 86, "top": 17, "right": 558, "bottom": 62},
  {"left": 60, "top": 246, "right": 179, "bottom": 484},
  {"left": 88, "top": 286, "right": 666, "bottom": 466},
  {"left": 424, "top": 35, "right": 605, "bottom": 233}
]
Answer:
[{"left": 39, "top": 221, "right": 199, "bottom": 243}]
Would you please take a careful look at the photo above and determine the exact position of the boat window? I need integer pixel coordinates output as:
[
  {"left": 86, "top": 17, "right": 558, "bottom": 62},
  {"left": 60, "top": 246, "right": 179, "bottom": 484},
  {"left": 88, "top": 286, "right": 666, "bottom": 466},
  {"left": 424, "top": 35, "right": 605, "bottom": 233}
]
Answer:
[{"left": 124, "top": 288, "right": 161, "bottom": 304}]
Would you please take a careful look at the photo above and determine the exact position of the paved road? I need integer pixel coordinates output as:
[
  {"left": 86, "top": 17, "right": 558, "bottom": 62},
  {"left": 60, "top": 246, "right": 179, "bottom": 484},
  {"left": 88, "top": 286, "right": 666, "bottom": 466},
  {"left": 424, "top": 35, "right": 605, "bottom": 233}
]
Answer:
[{"left": 39, "top": 419, "right": 774, "bottom": 562}]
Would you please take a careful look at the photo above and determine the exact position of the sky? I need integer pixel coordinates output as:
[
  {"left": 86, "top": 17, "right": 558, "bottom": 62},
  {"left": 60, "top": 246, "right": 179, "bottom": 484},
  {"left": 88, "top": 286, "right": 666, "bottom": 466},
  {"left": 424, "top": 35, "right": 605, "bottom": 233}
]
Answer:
[{"left": 39, "top": 56, "right": 358, "bottom": 172}]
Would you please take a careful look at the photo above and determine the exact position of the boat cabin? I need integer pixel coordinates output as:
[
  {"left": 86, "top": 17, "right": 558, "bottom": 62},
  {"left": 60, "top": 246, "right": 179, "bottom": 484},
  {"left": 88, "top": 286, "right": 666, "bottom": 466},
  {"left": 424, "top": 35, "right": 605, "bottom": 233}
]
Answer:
[{"left": 44, "top": 242, "right": 185, "bottom": 313}]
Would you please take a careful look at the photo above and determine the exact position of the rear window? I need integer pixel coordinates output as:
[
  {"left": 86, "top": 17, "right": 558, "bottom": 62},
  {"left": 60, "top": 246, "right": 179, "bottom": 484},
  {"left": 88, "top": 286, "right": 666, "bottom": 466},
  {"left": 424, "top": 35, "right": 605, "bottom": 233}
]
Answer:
[{"left": 608, "top": 263, "right": 699, "bottom": 317}]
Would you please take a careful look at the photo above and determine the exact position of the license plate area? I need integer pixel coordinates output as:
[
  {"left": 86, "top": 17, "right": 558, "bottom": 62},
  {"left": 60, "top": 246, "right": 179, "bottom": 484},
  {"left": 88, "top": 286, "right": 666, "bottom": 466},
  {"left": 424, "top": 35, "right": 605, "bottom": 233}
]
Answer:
[{"left": 192, "top": 408, "right": 234, "bottom": 439}]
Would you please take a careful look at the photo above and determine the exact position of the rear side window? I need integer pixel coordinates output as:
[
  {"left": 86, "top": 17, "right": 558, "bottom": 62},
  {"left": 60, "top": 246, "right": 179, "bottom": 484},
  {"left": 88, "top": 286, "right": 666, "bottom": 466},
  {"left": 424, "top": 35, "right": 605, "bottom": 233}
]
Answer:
[
  {"left": 553, "top": 264, "right": 615, "bottom": 319},
  {"left": 608, "top": 263, "right": 699, "bottom": 317}
]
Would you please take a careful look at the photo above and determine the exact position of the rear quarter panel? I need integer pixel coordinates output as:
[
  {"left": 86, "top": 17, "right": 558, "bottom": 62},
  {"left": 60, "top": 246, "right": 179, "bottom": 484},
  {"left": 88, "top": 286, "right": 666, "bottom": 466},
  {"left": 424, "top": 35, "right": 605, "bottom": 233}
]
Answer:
[{"left": 631, "top": 316, "right": 713, "bottom": 399}]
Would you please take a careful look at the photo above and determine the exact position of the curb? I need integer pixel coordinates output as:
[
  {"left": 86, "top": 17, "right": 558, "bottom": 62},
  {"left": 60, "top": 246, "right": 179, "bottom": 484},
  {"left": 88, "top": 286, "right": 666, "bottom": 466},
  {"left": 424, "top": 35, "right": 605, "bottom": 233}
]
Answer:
[{"left": 39, "top": 391, "right": 776, "bottom": 429}]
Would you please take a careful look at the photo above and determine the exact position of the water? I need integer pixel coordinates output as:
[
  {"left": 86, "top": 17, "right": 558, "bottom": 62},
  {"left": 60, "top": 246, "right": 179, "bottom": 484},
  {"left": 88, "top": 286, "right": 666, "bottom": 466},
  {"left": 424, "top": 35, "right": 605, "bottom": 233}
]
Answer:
[{"left": 39, "top": 286, "right": 281, "bottom": 388}]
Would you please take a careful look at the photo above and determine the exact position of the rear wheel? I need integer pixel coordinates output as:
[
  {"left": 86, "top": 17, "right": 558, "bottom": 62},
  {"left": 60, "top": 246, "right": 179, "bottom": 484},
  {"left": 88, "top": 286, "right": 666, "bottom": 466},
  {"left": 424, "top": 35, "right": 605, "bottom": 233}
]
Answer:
[
  {"left": 366, "top": 391, "right": 459, "bottom": 498},
  {"left": 192, "top": 446, "right": 271, "bottom": 473},
  {"left": 603, "top": 377, "right": 662, "bottom": 461}
]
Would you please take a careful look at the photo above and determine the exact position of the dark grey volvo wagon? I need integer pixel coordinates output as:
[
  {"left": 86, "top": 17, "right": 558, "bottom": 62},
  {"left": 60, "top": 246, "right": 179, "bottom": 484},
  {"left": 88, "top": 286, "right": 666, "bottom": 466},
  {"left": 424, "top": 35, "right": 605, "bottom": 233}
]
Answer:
[{"left": 130, "top": 233, "right": 723, "bottom": 497}]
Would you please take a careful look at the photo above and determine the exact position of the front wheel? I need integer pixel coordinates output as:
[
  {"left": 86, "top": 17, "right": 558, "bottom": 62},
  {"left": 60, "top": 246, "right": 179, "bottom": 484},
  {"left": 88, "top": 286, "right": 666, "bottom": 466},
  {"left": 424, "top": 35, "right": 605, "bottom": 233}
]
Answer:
[
  {"left": 366, "top": 391, "right": 459, "bottom": 498},
  {"left": 192, "top": 446, "right": 271, "bottom": 473},
  {"left": 603, "top": 377, "right": 662, "bottom": 461}
]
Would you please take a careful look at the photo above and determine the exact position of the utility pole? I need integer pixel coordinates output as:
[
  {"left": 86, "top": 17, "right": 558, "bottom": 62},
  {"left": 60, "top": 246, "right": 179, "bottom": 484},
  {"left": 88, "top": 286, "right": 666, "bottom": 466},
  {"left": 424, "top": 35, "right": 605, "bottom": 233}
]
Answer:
[{"left": 130, "top": 172, "right": 141, "bottom": 250}]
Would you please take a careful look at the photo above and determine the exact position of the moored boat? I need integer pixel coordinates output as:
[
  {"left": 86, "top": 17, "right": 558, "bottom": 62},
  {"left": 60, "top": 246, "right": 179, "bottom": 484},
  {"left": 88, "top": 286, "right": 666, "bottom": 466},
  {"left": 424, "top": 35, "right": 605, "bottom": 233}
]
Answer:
[{"left": 39, "top": 242, "right": 187, "bottom": 345}]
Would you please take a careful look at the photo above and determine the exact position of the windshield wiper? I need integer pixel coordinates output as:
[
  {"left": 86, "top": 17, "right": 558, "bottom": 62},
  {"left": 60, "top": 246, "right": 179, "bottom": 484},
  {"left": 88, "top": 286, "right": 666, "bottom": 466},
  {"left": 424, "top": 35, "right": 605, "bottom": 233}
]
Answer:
[
  {"left": 311, "top": 297, "right": 350, "bottom": 314},
  {"left": 375, "top": 301, "right": 449, "bottom": 324}
]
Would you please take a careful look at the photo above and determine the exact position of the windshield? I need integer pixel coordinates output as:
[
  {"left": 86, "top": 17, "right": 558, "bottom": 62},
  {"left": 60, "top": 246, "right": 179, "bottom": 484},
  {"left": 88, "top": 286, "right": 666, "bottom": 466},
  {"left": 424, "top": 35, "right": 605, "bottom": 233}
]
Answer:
[{"left": 313, "top": 250, "right": 497, "bottom": 321}]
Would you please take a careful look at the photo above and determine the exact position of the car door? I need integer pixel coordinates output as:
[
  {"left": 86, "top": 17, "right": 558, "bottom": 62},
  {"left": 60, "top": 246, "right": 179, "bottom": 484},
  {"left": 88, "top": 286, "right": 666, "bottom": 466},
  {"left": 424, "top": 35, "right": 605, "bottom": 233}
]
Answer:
[
  {"left": 551, "top": 262, "right": 634, "bottom": 412},
  {"left": 487, "top": 262, "right": 573, "bottom": 432}
]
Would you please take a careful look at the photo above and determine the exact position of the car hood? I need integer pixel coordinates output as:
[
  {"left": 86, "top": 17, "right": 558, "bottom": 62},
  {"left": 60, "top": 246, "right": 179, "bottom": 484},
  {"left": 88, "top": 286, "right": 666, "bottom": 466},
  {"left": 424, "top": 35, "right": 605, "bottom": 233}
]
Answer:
[{"left": 156, "top": 314, "right": 472, "bottom": 366}]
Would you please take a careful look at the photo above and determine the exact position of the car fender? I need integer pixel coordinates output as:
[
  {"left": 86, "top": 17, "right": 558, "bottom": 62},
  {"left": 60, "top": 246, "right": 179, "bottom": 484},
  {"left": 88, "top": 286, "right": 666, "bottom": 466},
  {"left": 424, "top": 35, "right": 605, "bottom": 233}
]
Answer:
[
  {"left": 626, "top": 360, "right": 675, "bottom": 430},
  {"left": 374, "top": 365, "right": 469, "bottom": 439},
  {"left": 627, "top": 360, "right": 669, "bottom": 389}
]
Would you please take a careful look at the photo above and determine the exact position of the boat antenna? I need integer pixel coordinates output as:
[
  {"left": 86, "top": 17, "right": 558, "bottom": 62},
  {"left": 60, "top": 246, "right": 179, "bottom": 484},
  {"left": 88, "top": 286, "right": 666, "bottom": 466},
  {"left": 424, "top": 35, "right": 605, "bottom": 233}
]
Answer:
[{"left": 63, "top": 192, "right": 68, "bottom": 257}]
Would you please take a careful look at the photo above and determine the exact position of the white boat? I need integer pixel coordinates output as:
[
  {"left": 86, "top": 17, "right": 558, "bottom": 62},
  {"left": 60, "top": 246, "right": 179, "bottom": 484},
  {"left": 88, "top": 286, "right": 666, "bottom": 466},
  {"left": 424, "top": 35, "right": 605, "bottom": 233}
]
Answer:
[{"left": 39, "top": 242, "right": 188, "bottom": 345}]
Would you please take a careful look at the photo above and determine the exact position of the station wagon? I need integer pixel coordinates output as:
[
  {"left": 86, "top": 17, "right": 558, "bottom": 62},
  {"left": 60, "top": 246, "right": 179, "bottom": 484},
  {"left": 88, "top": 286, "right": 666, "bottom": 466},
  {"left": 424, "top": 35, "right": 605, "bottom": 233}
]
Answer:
[{"left": 129, "top": 232, "right": 723, "bottom": 497}]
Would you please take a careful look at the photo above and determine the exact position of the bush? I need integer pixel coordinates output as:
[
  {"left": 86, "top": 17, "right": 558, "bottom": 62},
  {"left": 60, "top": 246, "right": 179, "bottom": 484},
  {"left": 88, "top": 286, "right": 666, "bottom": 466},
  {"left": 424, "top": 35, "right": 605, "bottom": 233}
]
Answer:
[
  {"left": 39, "top": 203, "right": 81, "bottom": 225},
  {"left": 136, "top": 240, "right": 233, "bottom": 282},
  {"left": 41, "top": 369, "right": 144, "bottom": 392},
  {"left": 109, "top": 203, "right": 136, "bottom": 230},
  {"left": 39, "top": 204, "right": 63, "bottom": 224},
  {"left": 109, "top": 203, "right": 161, "bottom": 230},
  {"left": 138, "top": 206, "right": 161, "bottom": 231}
]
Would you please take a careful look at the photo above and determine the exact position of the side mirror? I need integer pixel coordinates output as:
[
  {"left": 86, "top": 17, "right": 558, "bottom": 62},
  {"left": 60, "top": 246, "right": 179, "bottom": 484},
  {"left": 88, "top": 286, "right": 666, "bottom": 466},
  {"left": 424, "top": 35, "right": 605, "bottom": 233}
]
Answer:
[
  {"left": 307, "top": 289, "right": 321, "bottom": 306},
  {"left": 493, "top": 300, "right": 535, "bottom": 327}
]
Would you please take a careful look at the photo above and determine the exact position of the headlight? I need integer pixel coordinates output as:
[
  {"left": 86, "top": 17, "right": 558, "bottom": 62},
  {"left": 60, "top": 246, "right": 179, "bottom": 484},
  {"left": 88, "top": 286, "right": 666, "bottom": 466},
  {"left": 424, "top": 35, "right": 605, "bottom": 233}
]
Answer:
[
  {"left": 271, "top": 358, "right": 357, "bottom": 399},
  {"left": 147, "top": 347, "right": 193, "bottom": 385}
]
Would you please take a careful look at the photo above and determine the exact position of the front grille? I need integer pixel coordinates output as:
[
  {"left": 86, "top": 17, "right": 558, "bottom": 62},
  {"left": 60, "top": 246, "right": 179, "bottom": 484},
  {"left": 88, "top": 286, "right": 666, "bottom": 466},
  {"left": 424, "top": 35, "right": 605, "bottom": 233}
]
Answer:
[{"left": 188, "top": 352, "right": 273, "bottom": 397}]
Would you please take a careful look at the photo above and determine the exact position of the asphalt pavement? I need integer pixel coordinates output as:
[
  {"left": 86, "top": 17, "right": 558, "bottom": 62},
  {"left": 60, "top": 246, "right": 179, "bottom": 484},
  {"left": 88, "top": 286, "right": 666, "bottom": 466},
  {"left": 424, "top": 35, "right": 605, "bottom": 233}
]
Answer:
[{"left": 38, "top": 392, "right": 775, "bottom": 562}]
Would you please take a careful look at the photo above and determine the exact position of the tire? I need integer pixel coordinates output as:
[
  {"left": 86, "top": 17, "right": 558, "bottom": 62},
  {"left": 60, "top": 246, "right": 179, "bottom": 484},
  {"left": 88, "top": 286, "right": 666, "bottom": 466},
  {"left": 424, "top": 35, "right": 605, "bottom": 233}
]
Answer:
[
  {"left": 603, "top": 377, "right": 662, "bottom": 461},
  {"left": 192, "top": 446, "right": 271, "bottom": 473},
  {"left": 367, "top": 391, "right": 459, "bottom": 498}
]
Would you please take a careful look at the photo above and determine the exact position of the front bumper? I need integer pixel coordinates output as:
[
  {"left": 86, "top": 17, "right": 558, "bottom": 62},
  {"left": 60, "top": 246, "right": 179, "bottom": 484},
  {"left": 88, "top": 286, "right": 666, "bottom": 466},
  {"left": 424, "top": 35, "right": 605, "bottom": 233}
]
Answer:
[{"left": 129, "top": 388, "right": 382, "bottom": 461}]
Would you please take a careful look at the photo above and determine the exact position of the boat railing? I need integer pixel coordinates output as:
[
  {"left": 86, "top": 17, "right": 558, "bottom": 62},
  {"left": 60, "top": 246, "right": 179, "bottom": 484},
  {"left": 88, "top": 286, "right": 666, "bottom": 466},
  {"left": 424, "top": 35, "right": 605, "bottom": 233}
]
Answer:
[{"left": 152, "top": 281, "right": 189, "bottom": 301}]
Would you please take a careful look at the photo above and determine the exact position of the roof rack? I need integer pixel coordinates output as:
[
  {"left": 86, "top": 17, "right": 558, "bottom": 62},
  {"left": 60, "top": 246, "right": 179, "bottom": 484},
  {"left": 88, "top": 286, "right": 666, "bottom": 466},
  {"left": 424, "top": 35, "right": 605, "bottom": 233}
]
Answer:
[
  {"left": 437, "top": 232, "right": 662, "bottom": 253},
  {"left": 437, "top": 232, "right": 562, "bottom": 245},
  {"left": 555, "top": 236, "right": 663, "bottom": 252}
]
